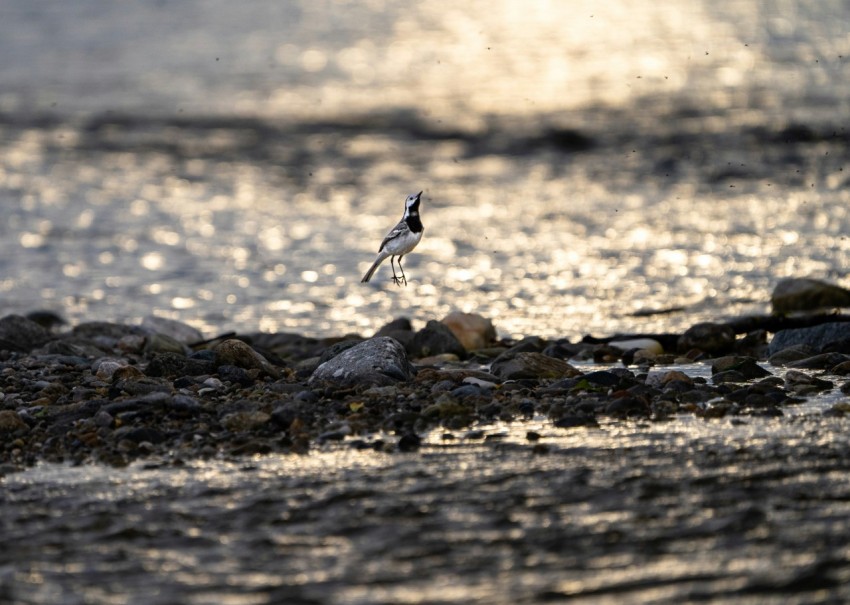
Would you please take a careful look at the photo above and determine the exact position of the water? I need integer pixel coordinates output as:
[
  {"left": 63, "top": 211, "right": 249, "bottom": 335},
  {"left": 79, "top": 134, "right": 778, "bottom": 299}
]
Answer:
[
  {"left": 0, "top": 0, "right": 848, "bottom": 340},
  {"left": 2, "top": 5, "right": 850, "bottom": 600},
  {"left": 5, "top": 410, "right": 850, "bottom": 604}
]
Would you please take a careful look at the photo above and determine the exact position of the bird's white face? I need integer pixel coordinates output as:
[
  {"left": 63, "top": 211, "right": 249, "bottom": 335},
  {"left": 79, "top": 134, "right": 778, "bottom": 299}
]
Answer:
[{"left": 405, "top": 192, "right": 422, "bottom": 211}]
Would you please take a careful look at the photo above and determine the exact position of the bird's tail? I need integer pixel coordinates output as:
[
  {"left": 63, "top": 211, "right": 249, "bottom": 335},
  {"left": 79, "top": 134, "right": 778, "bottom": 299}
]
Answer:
[{"left": 361, "top": 256, "right": 386, "bottom": 283}]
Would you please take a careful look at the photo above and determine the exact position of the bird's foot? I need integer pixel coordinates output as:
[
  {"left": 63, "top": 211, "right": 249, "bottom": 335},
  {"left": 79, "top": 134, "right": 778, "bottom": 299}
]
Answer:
[{"left": 391, "top": 275, "right": 404, "bottom": 286}]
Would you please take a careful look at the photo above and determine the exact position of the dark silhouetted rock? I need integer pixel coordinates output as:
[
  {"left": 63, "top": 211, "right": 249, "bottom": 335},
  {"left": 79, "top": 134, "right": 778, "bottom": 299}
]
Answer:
[
  {"left": 768, "top": 322, "right": 850, "bottom": 357},
  {"left": 786, "top": 353, "right": 850, "bottom": 370},
  {"left": 409, "top": 320, "right": 466, "bottom": 359},
  {"left": 678, "top": 322, "right": 735, "bottom": 355},
  {"left": 771, "top": 278, "right": 850, "bottom": 314},
  {"left": 710, "top": 356, "right": 771, "bottom": 379},
  {"left": 0, "top": 315, "right": 52, "bottom": 353},
  {"left": 767, "top": 344, "right": 816, "bottom": 366}
]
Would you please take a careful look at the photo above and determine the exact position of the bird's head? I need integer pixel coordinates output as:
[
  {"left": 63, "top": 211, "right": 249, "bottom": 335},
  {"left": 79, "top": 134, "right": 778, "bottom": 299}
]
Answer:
[{"left": 405, "top": 191, "right": 422, "bottom": 214}]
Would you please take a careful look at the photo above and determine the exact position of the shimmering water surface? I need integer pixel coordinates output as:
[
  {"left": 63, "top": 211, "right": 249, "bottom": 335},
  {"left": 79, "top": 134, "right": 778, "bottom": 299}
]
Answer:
[
  {"left": 2, "top": 5, "right": 850, "bottom": 601},
  {"left": 1, "top": 1, "right": 848, "bottom": 339},
  {"left": 5, "top": 408, "right": 850, "bottom": 605}
]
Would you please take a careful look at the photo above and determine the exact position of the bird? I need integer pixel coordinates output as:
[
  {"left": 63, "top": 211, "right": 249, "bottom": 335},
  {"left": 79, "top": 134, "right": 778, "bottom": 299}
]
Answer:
[{"left": 361, "top": 191, "right": 424, "bottom": 286}]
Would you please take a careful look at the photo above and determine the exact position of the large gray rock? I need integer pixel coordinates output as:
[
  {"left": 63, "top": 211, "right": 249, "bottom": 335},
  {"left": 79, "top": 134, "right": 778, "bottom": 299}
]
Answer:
[
  {"left": 768, "top": 322, "right": 850, "bottom": 356},
  {"left": 309, "top": 337, "right": 416, "bottom": 387},
  {"left": 771, "top": 278, "right": 850, "bottom": 314}
]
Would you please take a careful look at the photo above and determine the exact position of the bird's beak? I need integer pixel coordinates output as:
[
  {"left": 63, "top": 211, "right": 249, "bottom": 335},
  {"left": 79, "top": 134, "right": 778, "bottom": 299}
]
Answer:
[{"left": 416, "top": 191, "right": 423, "bottom": 199}]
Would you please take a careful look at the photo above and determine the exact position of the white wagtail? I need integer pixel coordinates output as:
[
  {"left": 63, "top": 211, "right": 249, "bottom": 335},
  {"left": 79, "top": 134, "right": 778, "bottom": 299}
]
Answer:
[{"left": 361, "top": 191, "right": 424, "bottom": 286}]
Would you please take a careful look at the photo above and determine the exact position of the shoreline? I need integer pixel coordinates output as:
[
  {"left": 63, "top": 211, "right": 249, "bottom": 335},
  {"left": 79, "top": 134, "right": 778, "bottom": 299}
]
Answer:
[{"left": 2, "top": 303, "right": 849, "bottom": 473}]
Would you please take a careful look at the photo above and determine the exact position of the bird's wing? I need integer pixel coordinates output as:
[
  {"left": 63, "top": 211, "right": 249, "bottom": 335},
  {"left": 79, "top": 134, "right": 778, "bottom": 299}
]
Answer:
[{"left": 378, "top": 221, "right": 407, "bottom": 252}]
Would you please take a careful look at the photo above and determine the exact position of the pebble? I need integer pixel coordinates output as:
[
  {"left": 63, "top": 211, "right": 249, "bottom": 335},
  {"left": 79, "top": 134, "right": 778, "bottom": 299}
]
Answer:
[
  {"left": 710, "top": 356, "right": 771, "bottom": 379},
  {"left": 645, "top": 370, "right": 692, "bottom": 388},
  {"left": 0, "top": 410, "right": 28, "bottom": 433},
  {"left": 221, "top": 411, "right": 271, "bottom": 432},
  {"left": 462, "top": 376, "right": 498, "bottom": 389},
  {"left": 94, "top": 359, "right": 128, "bottom": 380}
]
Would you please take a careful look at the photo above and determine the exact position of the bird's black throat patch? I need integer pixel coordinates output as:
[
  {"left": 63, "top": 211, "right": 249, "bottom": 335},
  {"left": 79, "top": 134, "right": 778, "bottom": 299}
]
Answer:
[{"left": 406, "top": 212, "right": 423, "bottom": 233}]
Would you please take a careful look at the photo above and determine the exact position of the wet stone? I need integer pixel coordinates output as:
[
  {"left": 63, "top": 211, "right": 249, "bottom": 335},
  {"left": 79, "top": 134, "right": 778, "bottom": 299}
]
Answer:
[
  {"left": 767, "top": 344, "right": 817, "bottom": 366},
  {"left": 710, "top": 356, "right": 771, "bottom": 379},
  {"left": 712, "top": 370, "right": 749, "bottom": 385},
  {"left": 645, "top": 370, "right": 692, "bottom": 388},
  {"left": 582, "top": 370, "right": 626, "bottom": 387},
  {"left": 769, "top": 322, "right": 850, "bottom": 356},
  {"left": 784, "top": 370, "right": 834, "bottom": 394},
  {"left": 490, "top": 352, "right": 582, "bottom": 381},
  {"left": 786, "top": 353, "right": 850, "bottom": 370},
  {"left": 831, "top": 361, "right": 850, "bottom": 376}
]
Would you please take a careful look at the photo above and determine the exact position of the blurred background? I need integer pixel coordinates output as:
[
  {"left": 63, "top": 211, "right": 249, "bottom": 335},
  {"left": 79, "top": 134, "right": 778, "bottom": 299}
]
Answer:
[{"left": 0, "top": 0, "right": 848, "bottom": 339}]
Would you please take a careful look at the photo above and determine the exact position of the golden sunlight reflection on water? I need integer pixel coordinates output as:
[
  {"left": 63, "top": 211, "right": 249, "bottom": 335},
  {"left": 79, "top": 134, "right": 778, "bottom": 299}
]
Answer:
[{"left": 1, "top": 2, "right": 849, "bottom": 338}]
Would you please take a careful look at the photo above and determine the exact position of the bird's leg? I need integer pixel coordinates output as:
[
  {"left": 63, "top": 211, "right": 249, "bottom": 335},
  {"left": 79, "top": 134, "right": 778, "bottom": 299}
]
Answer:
[
  {"left": 390, "top": 256, "right": 402, "bottom": 286},
  {"left": 397, "top": 254, "right": 407, "bottom": 286}
]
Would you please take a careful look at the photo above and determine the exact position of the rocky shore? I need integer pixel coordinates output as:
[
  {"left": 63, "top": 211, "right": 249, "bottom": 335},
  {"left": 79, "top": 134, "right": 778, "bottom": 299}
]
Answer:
[{"left": 2, "top": 278, "right": 850, "bottom": 473}]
